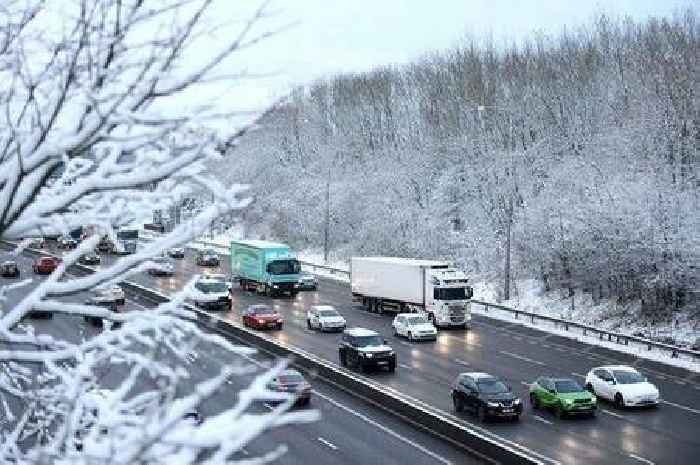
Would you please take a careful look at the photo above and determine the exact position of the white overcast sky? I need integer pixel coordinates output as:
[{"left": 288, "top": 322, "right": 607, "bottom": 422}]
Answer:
[{"left": 189, "top": 0, "right": 696, "bottom": 121}]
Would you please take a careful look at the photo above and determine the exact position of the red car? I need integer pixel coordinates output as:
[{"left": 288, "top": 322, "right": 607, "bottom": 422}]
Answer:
[
  {"left": 33, "top": 256, "right": 59, "bottom": 274},
  {"left": 242, "top": 304, "right": 283, "bottom": 330}
]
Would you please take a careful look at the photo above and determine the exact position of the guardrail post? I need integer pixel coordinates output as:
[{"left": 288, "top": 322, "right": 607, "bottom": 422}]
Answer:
[
  {"left": 514, "top": 311, "right": 519, "bottom": 319},
  {"left": 647, "top": 343, "right": 652, "bottom": 350},
  {"left": 530, "top": 314, "right": 535, "bottom": 324},
  {"left": 484, "top": 303, "right": 489, "bottom": 313},
  {"left": 599, "top": 331, "right": 603, "bottom": 340},
  {"left": 564, "top": 322, "right": 569, "bottom": 331},
  {"left": 671, "top": 349, "right": 678, "bottom": 358},
  {"left": 582, "top": 328, "right": 587, "bottom": 336}
]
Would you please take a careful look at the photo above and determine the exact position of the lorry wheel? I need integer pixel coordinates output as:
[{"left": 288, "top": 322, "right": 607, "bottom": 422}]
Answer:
[
  {"left": 407, "top": 331, "right": 413, "bottom": 341},
  {"left": 307, "top": 320, "right": 312, "bottom": 329},
  {"left": 388, "top": 361, "right": 396, "bottom": 373}
]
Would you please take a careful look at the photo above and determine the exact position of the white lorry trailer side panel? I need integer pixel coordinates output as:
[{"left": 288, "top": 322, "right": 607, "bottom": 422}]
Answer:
[{"left": 351, "top": 257, "right": 447, "bottom": 304}]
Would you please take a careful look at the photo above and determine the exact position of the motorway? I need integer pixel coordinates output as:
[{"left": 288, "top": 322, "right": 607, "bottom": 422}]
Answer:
[
  {"left": 0, "top": 247, "right": 479, "bottom": 465},
  {"left": 26, "top": 241, "right": 700, "bottom": 464},
  {"left": 129, "top": 245, "right": 700, "bottom": 465}
]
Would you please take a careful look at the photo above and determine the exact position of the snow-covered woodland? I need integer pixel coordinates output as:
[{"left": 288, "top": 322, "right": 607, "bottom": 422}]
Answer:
[
  {"left": 215, "top": 12, "right": 698, "bottom": 320},
  {"left": 0, "top": 1, "right": 315, "bottom": 463}
]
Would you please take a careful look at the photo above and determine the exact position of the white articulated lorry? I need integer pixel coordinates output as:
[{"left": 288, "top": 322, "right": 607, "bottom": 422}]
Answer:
[{"left": 351, "top": 257, "right": 474, "bottom": 329}]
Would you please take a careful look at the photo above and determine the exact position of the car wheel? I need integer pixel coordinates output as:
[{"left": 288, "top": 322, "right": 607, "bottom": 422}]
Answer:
[
  {"left": 339, "top": 351, "right": 347, "bottom": 367},
  {"left": 589, "top": 410, "right": 596, "bottom": 418},
  {"left": 554, "top": 404, "right": 564, "bottom": 419},
  {"left": 614, "top": 393, "right": 625, "bottom": 409},
  {"left": 307, "top": 319, "right": 312, "bottom": 330},
  {"left": 453, "top": 396, "right": 464, "bottom": 413},
  {"left": 407, "top": 331, "right": 413, "bottom": 341},
  {"left": 585, "top": 382, "right": 594, "bottom": 394},
  {"left": 387, "top": 361, "right": 396, "bottom": 373},
  {"left": 277, "top": 323, "right": 283, "bottom": 330},
  {"left": 477, "top": 405, "right": 487, "bottom": 422},
  {"left": 530, "top": 393, "right": 540, "bottom": 410}
]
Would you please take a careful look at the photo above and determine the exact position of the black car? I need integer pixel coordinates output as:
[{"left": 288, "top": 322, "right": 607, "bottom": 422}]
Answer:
[
  {"left": 0, "top": 260, "right": 20, "bottom": 278},
  {"left": 195, "top": 249, "right": 220, "bottom": 266},
  {"left": 338, "top": 328, "right": 396, "bottom": 373},
  {"left": 167, "top": 247, "right": 186, "bottom": 259},
  {"left": 78, "top": 253, "right": 101, "bottom": 265},
  {"left": 57, "top": 236, "right": 78, "bottom": 249},
  {"left": 452, "top": 372, "right": 522, "bottom": 421}
]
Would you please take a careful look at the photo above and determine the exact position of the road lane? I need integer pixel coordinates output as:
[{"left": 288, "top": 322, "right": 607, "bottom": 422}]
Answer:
[
  {"left": 1, "top": 247, "right": 478, "bottom": 465},
  {"left": 102, "top": 244, "right": 700, "bottom": 465}
]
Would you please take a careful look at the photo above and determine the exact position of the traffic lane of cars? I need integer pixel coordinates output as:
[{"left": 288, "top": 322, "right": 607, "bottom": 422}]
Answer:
[
  {"left": 144, "top": 275, "right": 620, "bottom": 465},
  {"left": 49, "top": 243, "right": 700, "bottom": 463},
  {"left": 318, "top": 272, "right": 700, "bottom": 403},
  {"left": 34, "top": 245, "right": 473, "bottom": 465},
  {"left": 117, "top": 248, "right": 692, "bottom": 465}
]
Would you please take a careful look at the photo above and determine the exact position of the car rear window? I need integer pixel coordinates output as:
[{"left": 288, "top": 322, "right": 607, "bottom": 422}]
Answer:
[{"left": 278, "top": 374, "right": 304, "bottom": 384}]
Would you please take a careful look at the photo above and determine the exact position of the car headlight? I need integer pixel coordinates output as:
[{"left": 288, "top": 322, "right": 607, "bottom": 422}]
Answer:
[
  {"left": 564, "top": 399, "right": 574, "bottom": 405},
  {"left": 273, "top": 284, "right": 278, "bottom": 288},
  {"left": 487, "top": 402, "right": 500, "bottom": 408},
  {"left": 514, "top": 398, "right": 521, "bottom": 405},
  {"left": 591, "top": 396, "right": 597, "bottom": 404},
  {"left": 363, "top": 353, "right": 373, "bottom": 358}
]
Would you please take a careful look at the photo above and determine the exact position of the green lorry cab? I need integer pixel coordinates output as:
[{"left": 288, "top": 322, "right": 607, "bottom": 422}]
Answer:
[{"left": 230, "top": 240, "right": 302, "bottom": 297}]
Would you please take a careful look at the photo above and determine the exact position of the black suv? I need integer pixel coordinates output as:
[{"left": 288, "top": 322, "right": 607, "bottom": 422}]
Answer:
[
  {"left": 452, "top": 372, "right": 522, "bottom": 421},
  {"left": 338, "top": 328, "right": 396, "bottom": 373}
]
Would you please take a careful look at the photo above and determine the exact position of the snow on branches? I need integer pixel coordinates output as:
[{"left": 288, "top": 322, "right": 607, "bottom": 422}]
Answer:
[{"left": 0, "top": 1, "right": 310, "bottom": 463}]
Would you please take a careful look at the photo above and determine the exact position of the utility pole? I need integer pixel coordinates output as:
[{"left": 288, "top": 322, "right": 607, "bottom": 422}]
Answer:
[
  {"left": 323, "top": 165, "right": 330, "bottom": 264},
  {"left": 504, "top": 195, "right": 512, "bottom": 301}
]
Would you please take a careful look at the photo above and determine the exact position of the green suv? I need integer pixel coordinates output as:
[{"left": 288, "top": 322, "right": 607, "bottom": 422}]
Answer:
[{"left": 529, "top": 377, "right": 596, "bottom": 418}]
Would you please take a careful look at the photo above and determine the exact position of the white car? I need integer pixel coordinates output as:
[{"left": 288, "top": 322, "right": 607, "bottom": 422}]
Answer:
[
  {"left": 392, "top": 313, "right": 437, "bottom": 341},
  {"left": 95, "top": 285, "right": 125, "bottom": 306},
  {"left": 585, "top": 365, "right": 660, "bottom": 408},
  {"left": 306, "top": 305, "right": 346, "bottom": 332}
]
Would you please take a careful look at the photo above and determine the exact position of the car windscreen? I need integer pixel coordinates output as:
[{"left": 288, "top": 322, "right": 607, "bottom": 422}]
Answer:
[
  {"left": 197, "top": 282, "right": 228, "bottom": 293},
  {"left": 202, "top": 250, "right": 217, "bottom": 256},
  {"left": 250, "top": 306, "right": 273, "bottom": 315},
  {"left": 612, "top": 370, "right": 645, "bottom": 384},
  {"left": 554, "top": 380, "right": 583, "bottom": 393},
  {"left": 267, "top": 259, "right": 301, "bottom": 275},
  {"left": 477, "top": 380, "right": 509, "bottom": 394},
  {"left": 353, "top": 335, "right": 383, "bottom": 347},
  {"left": 319, "top": 309, "right": 339, "bottom": 317},
  {"left": 406, "top": 316, "right": 429, "bottom": 325}
]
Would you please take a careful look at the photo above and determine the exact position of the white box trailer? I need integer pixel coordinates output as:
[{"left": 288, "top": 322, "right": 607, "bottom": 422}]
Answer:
[{"left": 351, "top": 257, "right": 473, "bottom": 328}]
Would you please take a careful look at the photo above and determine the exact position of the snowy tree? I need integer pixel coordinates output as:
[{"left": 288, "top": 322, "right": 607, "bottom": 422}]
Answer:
[{"left": 0, "top": 0, "right": 317, "bottom": 463}]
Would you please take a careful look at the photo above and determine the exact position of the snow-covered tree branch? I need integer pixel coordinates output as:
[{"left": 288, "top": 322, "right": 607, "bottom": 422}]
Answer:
[{"left": 0, "top": 0, "right": 313, "bottom": 462}]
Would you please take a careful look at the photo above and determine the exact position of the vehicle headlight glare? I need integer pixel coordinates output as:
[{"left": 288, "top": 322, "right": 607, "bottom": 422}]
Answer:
[
  {"left": 487, "top": 402, "right": 499, "bottom": 407},
  {"left": 514, "top": 398, "right": 521, "bottom": 404}
]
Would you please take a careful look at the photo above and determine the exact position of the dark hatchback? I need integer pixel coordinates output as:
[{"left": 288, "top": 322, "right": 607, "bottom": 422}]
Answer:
[{"left": 452, "top": 372, "right": 523, "bottom": 421}]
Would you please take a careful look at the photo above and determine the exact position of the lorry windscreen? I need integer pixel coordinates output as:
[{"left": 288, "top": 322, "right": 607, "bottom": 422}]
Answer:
[
  {"left": 267, "top": 259, "right": 301, "bottom": 275},
  {"left": 434, "top": 287, "right": 473, "bottom": 300}
]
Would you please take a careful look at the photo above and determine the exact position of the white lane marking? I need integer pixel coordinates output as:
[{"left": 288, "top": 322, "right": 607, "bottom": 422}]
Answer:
[
  {"left": 673, "top": 379, "right": 686, "bottom": 386},
  {"left": 454, "top": 359, "right": 469, "bottom": 366},
  {"left": 571, "top": 372, "right": 586, "bottom": 379},
  {"left": 398, "top": 363, "right": 412, "bottom": 370},
  {"left": 532, "top": 415, "right": 553, "bottom": 425},
  {"left": 520, "top": 381, "right": 531, "bottom": 387},
  {"left": 241, "top": 448, "right": 249, "bottom": 456},
  {"left": 600, "top": 409, "right": 625, "bottom": 419},
  {"left": 317, "top": 437, "right": 338, "bottom": 450},
  {"left": 398, "top": 340, "right": 412, "bottom": 347},
  {"left": 629, "top": 453, "right": 655, "bottom": 465},
  {"left": 661, "top": 400, "right": 700, "bottom": 415},
  {"left": 313, "top": 390, "right": 453, "bottom": 465},
  {"left": 655, "top": 374, "right": 667, "bottom": 380},
  {"left": 499, "top": 350, "right": 545, "bottom": 366}
]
